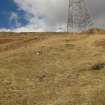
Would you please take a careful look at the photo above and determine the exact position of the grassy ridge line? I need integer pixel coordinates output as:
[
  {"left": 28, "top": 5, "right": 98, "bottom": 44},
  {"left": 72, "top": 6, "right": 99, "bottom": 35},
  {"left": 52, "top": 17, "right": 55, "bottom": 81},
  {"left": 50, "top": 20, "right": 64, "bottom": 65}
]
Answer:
[{"left": 0, "top": 33, "right": 91, "bottom": 59}]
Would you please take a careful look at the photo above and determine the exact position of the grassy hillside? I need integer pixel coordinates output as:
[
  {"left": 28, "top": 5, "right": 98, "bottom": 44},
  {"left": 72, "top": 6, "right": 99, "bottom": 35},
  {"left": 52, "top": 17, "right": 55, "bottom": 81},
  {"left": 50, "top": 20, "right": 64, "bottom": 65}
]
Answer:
[{"left": 0, "top": 32, "right": 105, "bottom": 105}]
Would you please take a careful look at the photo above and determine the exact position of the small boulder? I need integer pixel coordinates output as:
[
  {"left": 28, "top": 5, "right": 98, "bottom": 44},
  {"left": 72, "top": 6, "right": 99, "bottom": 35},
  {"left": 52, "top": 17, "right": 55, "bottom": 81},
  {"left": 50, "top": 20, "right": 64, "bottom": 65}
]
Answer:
[
  {"left": 36, "top": 50, "right": 42, "bottom": 55},
  {"left": 91, "top": 63, "right": 105, "bottom": 70}
]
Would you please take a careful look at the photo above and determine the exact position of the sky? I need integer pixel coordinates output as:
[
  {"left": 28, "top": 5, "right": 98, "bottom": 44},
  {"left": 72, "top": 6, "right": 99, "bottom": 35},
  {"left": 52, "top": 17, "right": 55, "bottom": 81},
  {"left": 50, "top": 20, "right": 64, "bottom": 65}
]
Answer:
[{"left": 0, "top": 0, "right": 105, "bottom": 32}]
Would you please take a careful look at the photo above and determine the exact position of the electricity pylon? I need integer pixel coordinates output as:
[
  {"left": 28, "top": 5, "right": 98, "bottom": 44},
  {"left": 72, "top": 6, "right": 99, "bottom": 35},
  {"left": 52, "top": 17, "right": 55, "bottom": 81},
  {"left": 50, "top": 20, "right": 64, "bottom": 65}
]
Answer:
[{"left": 67, "top": 0, "right": 93, "bottom": 32}]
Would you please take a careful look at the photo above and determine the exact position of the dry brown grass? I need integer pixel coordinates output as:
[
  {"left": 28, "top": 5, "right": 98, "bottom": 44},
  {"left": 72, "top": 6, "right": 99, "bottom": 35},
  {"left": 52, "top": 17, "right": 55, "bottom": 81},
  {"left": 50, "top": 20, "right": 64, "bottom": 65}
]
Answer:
[{"left": 0, "top": 31, "right": 105, "bottom": 105}]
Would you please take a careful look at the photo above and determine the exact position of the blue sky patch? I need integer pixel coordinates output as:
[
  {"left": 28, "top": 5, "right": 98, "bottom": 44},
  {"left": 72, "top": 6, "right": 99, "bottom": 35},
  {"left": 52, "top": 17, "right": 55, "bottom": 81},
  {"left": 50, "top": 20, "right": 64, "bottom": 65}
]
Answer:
[{"left": 0, "top": 0, "right": 28, "bottom": 29}]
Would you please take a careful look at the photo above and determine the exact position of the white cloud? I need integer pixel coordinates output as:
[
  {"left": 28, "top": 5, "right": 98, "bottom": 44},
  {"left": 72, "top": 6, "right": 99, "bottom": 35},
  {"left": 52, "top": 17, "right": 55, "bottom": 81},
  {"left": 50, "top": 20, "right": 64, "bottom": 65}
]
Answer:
[
  {"left": 9, "top": 12, "right": 21, "bottom": 27},
  {"left": 13, "top": 24, "right": 45, "bottom": 32},
  {"left": 12, "top": 0, "right": 68, "bottom": 32},
  {"left": 0, "top": 28, "right": 11, "bottom": 32}
]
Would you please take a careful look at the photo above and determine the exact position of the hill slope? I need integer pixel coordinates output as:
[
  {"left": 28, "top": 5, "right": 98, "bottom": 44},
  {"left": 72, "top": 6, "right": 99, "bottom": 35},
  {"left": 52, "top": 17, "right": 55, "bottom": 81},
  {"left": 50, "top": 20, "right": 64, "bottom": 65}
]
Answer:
[{"left": 0, "top": 32, "right": 105, "bottom": 105}]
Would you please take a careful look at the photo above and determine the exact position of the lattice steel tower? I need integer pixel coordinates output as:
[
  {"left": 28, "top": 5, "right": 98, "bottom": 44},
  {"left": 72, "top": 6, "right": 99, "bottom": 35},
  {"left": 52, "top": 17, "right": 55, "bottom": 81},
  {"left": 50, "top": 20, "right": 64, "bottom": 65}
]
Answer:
[{"left": 67, "top": 0, "right": 93, "bottom": 32}]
